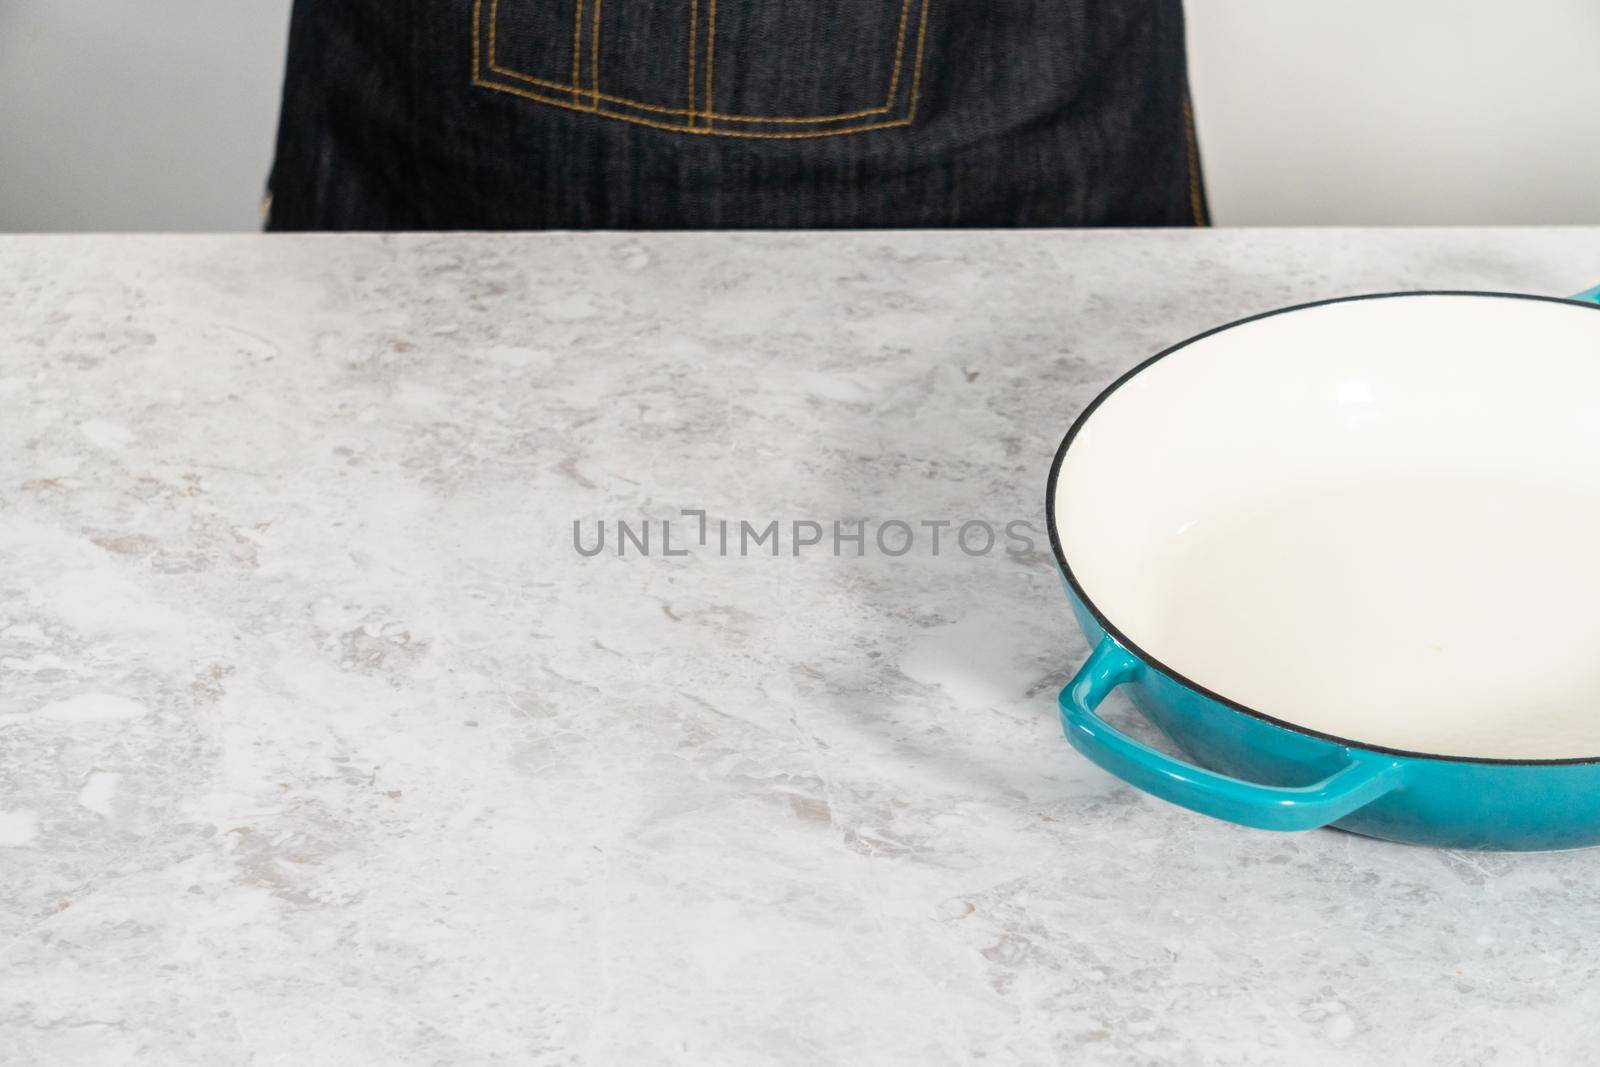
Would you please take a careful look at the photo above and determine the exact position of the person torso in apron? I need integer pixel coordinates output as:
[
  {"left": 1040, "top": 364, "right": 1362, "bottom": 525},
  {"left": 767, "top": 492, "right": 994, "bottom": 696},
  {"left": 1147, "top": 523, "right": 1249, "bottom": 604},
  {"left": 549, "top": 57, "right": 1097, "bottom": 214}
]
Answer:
[{"left": 266, "top": 0, "right": 1205, "bottom": 230}]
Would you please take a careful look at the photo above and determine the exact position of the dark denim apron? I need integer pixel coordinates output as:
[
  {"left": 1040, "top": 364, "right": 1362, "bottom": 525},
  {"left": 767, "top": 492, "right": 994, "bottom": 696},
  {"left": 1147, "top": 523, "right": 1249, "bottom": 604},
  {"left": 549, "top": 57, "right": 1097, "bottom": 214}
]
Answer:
[{"left": 266, "top": 0, "right": 1205, "bottom": 229}]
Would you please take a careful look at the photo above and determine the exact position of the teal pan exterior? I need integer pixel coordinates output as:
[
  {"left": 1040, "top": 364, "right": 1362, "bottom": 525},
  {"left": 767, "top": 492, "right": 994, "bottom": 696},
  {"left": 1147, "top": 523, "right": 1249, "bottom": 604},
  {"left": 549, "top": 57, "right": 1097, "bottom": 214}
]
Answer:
[
  {"left": 1049, "top": 285, "right": 1600, "bottom": 852},
  {"left": 1058, "top": 579, "right": 1600, "bottom": 851}
]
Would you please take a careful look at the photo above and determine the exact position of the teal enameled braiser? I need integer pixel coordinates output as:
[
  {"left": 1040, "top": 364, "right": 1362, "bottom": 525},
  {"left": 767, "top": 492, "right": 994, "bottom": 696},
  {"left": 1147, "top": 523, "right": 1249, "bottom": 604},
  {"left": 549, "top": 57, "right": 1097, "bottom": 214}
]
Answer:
[{"left": 1047, "top": 285, "right": 1600, "bottom": 851}]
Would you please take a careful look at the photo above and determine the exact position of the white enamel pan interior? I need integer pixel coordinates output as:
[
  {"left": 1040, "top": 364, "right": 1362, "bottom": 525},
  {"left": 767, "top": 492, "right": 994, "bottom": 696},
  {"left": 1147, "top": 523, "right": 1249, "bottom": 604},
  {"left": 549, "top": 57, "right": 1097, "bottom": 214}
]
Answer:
[{"left": 1051, "top": 292, "right": 1600, "bottom": 761}]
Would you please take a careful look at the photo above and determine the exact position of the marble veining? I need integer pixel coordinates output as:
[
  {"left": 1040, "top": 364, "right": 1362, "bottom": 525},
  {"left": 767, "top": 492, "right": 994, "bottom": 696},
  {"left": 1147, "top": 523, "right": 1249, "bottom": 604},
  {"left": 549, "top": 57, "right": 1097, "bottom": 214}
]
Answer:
[{"left": 1, "top": 229, "right": 1599, "bottom": 1064}]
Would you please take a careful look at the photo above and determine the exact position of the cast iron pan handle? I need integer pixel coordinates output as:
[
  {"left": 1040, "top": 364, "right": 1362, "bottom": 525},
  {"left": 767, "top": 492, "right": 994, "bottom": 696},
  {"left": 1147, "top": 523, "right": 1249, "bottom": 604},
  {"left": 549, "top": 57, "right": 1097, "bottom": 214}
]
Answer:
[{"left": 1058, "top": 638, "right": 1404, "bottom": 831}]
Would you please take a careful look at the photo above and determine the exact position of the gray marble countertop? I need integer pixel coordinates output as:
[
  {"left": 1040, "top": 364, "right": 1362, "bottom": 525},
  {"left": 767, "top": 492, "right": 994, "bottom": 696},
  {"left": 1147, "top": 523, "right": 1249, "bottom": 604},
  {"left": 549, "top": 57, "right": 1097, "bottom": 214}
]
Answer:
[{"left": 3, "top": 229, "right": 1599, "bottom": 1065}]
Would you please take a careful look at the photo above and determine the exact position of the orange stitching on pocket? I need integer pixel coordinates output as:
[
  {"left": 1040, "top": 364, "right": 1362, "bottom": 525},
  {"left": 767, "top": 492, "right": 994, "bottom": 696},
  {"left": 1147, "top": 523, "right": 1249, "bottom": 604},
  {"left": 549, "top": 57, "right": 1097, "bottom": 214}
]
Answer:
[
  {"left": 907, "top": 0, "right": 929, "bottom": 122},
  {"left": 703, "top": 0, "right": 717, "bottom": 130},
  {"left": 482, "top": 0, "right": 917, "bottom": 125},
  {"left": 472, "top": 0, "right": 481, "bottom": 78},
  {"left": 572, "top": 0, "right": 584, "bottom": 102},
  {"left": 493, "top": 65, "right": 903, "bottom": 124},
  {"left": 482, "top": 0, "right": 915, "bottom": 123},
  {"left": 687, "top": 0, "right": 698, "bottom": 129},
  {"left": 882, "top": 0, "right": 911, "bottom": 106},
  {"left": 478, "top": 76, "right": 915, "bottom": 139},
  {"left": 475, "top": 0, "right": 930, "bottom": 137},
  {"left": 591, "top": 0, "right": 603, "bottom": 108},
  {"left": 489, "top": 0, "right": 499, "bottom": 80}
]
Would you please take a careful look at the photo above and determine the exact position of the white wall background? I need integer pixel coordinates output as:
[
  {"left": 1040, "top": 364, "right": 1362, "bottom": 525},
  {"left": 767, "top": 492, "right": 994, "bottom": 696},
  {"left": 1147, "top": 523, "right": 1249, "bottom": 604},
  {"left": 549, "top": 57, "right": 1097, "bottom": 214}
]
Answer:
[
  {"left": 1186, "top": 1, "right": 1600, "bottom": 226},
  {"left": 2, "top": 0, "right": 1599, "bottom": 231}
]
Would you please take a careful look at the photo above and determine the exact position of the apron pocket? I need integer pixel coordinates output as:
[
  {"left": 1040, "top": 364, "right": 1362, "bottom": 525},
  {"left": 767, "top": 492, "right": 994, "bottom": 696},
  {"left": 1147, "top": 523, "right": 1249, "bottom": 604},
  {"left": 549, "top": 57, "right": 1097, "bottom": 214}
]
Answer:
[{"left": 474, "top": 0, "right": 931, "bottom": 138}]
